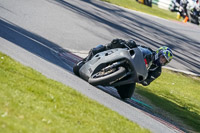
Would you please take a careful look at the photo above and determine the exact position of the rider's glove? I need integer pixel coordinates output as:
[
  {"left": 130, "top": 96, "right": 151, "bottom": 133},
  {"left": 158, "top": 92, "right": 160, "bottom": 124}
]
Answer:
[
  {"left": 127, "top": 40, "right": 137, "bottom": 48},
  {"left": 109, "top": 38, "right": 127, "bottom": 48}
]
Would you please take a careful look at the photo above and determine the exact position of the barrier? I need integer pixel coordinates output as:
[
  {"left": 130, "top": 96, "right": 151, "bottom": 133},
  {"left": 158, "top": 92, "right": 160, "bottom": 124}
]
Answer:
[
  {"left": 152, "top": 0, "right": 159, "bottom": 5},
  {"left": 152, "top": 0, "right": 173, "bottom": 10}
]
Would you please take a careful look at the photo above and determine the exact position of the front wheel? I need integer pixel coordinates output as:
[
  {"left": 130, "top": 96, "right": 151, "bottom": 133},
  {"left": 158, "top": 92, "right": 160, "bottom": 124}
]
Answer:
[
  {"left": 73, "top": 60, "right": 85, "bottom": 76},
  {"left": 88, "top": 66, "right": 126, "bottom": 86}
]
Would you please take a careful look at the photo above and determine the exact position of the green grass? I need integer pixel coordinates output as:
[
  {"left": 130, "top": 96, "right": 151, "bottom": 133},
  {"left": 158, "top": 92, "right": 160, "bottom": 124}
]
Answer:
[
  {"left": 136, "top": 69, "right": 200, "bottom": 132},
  {"left": 1, "top": 50, "right": 200, "bottom": 132},
  {"left": 102, "top": 0, "right": 179, "bottom": 20},
  {"left": 0, "top": 52, "right": 149, "bottom": 133}
]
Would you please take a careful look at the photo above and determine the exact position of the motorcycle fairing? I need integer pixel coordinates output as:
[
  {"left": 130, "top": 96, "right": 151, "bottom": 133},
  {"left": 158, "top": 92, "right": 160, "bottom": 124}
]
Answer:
[{"left": 79, "top": 48, "right": 148, "bottom": 83}]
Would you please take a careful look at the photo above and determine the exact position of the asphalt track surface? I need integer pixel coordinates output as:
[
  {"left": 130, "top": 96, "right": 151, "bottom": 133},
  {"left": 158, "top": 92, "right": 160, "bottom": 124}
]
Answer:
[{"left": 1, "top": 0, "right": 200, "bottom": 132}]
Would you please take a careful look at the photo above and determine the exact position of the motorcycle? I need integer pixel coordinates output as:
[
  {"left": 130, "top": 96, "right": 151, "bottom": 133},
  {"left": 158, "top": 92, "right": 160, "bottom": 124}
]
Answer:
[
  {"left": 170, "top": 0, "right": 188, "bottom": 19},
  {"left": 136, "top": 0, "right": 152, "bottom": 7},
  {"left": 187, "top": 8, "right": 200, "bottom": 25},
  {"left": 73, "top": 46, "right": 148, "bottom": 99},
  {"left": 170, "top": 0, "right": 200, "bottom": 25}
]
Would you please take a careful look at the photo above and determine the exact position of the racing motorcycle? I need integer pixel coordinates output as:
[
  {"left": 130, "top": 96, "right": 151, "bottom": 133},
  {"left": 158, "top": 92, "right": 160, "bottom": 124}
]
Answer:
[
  {"left": 73, "top": 46, "right": 148, "bottom": 99},
  {"left": 170, "top": 0, "right": 200, "bottom": 25},
  {"left": 170, "top": 0, "right": 188, "bottom": 19},
  {"left": 187, "top": 8, "right": 200, "bottom": 25}
]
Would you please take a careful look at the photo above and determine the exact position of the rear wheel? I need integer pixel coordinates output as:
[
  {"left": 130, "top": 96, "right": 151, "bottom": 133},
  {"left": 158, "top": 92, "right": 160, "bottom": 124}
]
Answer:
[
  {"left": 116, "top": 83, "right": 135, "bottom": 99},
  {"left": 88, "top": 66, "right": 126, "bottom": 86}
]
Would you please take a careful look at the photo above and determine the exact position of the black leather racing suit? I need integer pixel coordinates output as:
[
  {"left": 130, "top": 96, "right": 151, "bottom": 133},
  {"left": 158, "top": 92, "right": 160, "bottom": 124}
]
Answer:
[{"left": 87, "top": 38, "right": 161, "bottom": 86}]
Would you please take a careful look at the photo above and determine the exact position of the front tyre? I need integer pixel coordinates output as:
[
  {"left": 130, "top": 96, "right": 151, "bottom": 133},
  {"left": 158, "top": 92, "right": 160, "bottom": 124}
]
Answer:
[
  {"left": 88, "top": 66, "right": 126, "bottom": 86},
  {"left": 73, "top": 61, "right": 85, "bottom": 76}
]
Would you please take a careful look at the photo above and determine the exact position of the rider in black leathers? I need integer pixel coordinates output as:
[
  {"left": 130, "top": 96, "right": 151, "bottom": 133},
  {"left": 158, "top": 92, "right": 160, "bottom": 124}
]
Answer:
[
  {"left": 74, "top": 38, "right": 173, "bottom": 86},
  {"left": 73, "top": 39, "right": 173, "bottom": 99}
]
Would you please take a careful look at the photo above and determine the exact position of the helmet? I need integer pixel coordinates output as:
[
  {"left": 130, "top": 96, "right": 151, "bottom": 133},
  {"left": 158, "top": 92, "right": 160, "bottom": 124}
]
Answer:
[{"left": 154, "top": 46, "right": 173, "bottom": 66}]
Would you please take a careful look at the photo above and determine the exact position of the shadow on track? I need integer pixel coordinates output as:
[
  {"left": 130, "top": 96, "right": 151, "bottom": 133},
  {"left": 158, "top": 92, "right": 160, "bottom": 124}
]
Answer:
[
  {"left": 0, "top": 18, "right": 81, "bottom": 72},
  {"left": 1, "top": 0, "right": 199, "bottom": 131},
  {"left": 0, "top": 10, "right": 196, "bottom": 132},
  {"left": 0, "top": 18, "right": 189, "bottom": 132},
  {"left": 50, "top": 0, "right": 200, "bottom": 75}
]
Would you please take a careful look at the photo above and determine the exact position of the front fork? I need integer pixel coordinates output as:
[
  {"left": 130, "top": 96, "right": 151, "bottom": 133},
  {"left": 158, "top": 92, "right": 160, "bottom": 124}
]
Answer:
[{"left": 102, "top": 60, "right": 127, "bottom": 72}]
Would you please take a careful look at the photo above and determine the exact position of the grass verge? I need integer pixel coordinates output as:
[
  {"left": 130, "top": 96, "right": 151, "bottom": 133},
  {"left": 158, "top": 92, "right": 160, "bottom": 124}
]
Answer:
[
  {"left": 101, "top": 0, "right": 179, "bottom": 20},
  {"left": 135, "top": 69, "right": 200, "bottom": 132},
  {"left": 0, "top": 52, "right": 149, "bottom": 133}
]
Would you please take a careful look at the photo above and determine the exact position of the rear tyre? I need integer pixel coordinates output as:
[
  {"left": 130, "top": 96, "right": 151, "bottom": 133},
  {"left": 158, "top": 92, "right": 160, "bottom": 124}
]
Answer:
[
  {"left": 88, "top": 67, "right": 126, "bottom": 86},
  {"left": 116, "top": 83, "right": 135, "bottom": 99}
]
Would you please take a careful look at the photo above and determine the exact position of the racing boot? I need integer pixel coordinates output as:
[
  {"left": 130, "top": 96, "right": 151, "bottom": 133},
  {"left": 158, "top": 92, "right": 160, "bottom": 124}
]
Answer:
[
  {"left": 73, "top": 44, "right": 106, "bottom": 76},
  {"left": 85, "top": 44, "right": 106, "bottom": 61}
]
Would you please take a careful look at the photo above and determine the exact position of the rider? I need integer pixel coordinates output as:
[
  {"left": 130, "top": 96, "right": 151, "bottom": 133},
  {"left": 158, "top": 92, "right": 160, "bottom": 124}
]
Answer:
[
  {"left": 73, "top": 38, "right": 173, "bottom": 86},
  {"left": 182, "top": 0, "right": 200, "bottom": 21}
]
